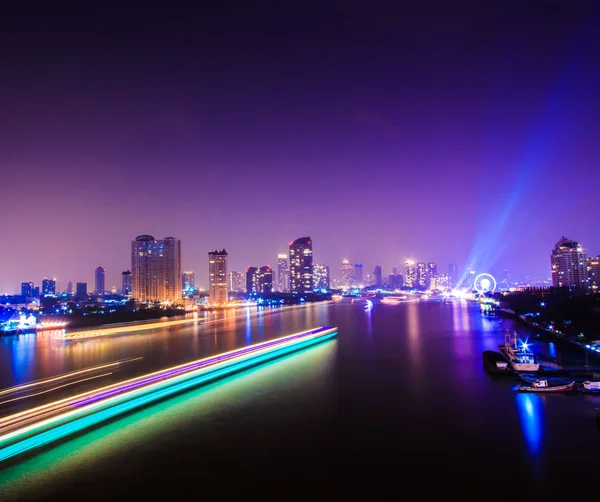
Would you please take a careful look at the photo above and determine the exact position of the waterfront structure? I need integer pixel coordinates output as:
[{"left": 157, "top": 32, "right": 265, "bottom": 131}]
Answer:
[
  {"left": 277, "top": 254, "right": 289, "bottom": 292},
  {"left": 182, "top": 271, "right": 195, "bottom": 295},
  {"left": 354, "top": 264, "right": 363, "bottom": 287},
  {"left": 42, "top": 278, "right": 56, "bottom": 296},
  {"left": 587, "top": 256, "right": 600, "bottom": 290},
  {"left": 313, "top": 264, "right": 330, "bottom": 291},
  {"left": 373, "top": 266, "right": 382, "bottom": 288},
  {"left": 416, "top": 262, "right": 427, "bottom": 289},
  {"left": 258, "top": 266, "right": 273, "bottom": 294},
  {"left": 405, "top": 261, "right": 417, "bottom": 288},
  {"left": 75, "top": 282, "right": 87, "bottom": 300},
  {"left": 340, "top": 259, "right": 354, "bottom": 288},
  {"left": 208, "top": 249, "right": 228, "bottom": 304},
  {"left": 121, "top": 271, "right": 132, "bottom": 296},
  {"left": 289, "top": 237, "right": 313, "bottom": 294},
  {"left": 95, "top": 266, "right": 105, "bottom": 295},
  {"left": 131, "top": 235, "right": 182, "bottom": 303},
  {"left": 551, "top": 237, "right": 588, "bottom": 288},
  {"left": 229, "top": 271, "right": 244, "bottom": 292},
  {"left": 246, "top": 267, "right": 259, "bottom": 294},
  {"left": 21, "top": 281, "right": 34, "bottom": 298}
]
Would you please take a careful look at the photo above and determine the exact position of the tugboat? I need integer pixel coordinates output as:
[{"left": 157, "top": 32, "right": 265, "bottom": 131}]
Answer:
[
  {"left": 517, "top": 378, "right": 575, "bottom": 393},
  {"left": 499, "top": 331, "right": 540, "bottom": 372}
]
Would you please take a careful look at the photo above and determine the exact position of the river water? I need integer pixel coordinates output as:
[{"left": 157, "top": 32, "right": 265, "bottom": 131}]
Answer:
[{"left": 0, "top": 300, "right": 599, "bottom": 500}]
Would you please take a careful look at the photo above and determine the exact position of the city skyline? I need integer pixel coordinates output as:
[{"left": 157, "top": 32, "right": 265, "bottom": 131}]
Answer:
[{"left": 2, "top": 3, "right": 600, "bottom": 291}]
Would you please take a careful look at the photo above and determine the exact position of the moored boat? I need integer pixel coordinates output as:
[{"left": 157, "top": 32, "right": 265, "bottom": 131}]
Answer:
[
  {"left": 499, "top": 331, "right": 540, "bottom": 372},
  {"left": 482, "top": 350, "right": 511, "bottom": 374},
  {"left": 578, "top": 381, "right": 600, "bottom": 393},
  {"left": 517, "top": 378, "right": 575, "bottom": 393}
]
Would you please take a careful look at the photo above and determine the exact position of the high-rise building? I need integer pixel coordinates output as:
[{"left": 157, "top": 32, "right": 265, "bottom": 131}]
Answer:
[
  {"left": 416, "top": 262, "right": 427, "bottom": 289},
  {"left": 289, "top": 237, "right": 313, "bottom": 294},
  {"left": 67, "top": 281, "right": 73, "bottom": 295},
  {"left": 448, "top": 262, "right": 458, "bottom": 286},
  {"left": 246, "top": 267, "right": 259, "bottom": 294},
  {"left": 313, "top": 264, "right": 330, "bottom": 290},
  {"left": 587, "top": 256, "right": 600, "bottom": 290},
  {"left": 428, "top": 262, "right": 437, "bottom": 279},
  {"left": 208, "top": 249, "right": 228, "bottom": 304},
  {"left": 405, "top": 261, "right": 417, "bottom": 288},
  {"left": 42, "top": 278, "right": 56, "bottom": 296},
  {"left": 388, "top": 273, "right": 404, "bottom": 289},
  {"left": 277, "top": 255, "right": 289, "bottom": 292},
  {"left": 373, "top": 266, "right": 383, "bottom": 288},
  {"left": 354, "top": 264, "right": 363, "bottom": 286},
  {"left": 75, "top": 282, "right": 87, "bottom": 300},
  {"left": 551, "top": 237, "right": 588, "bottom": 288},
  {"left": 340, "top": 259, "right": 354, "bottom": 289},
  {"left": 436, "top": 274, "right": 450, "bottom": 290},
  {"left": 122, "top": 271, "right": 132, "bottom": 296},
  {"left": 258, "top": 266, "right": 273, "bottom": 294},
  {"left": 229, "top": 271, "right": 244, "bottom": 292},
  {"left": 95, "top": 266, "right": 105, "bottom": 295},
  {"left": 131, "top": 235, "right": 182, "bottom": 302},
  {"left": 21, "top": 281, "right": 34, "bottom": 297},
  {"left": 182, "top": 271, "right": 195, "bottom": 295}
]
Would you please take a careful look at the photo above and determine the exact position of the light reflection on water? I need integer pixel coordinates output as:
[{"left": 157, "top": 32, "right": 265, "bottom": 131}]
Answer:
[{"left": 515, "top": 392, "right": 544, "bottom": 457}]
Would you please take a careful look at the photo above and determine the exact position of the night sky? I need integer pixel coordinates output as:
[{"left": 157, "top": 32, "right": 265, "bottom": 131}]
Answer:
[{"left": 2, "top": 1, "right": 600, "bottom": 292}]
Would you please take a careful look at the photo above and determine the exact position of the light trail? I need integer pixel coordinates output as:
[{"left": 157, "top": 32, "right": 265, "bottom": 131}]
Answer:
[
  {"left": 0, "top": 327, "right": 338, "bottom": 463},
  {"left": 0, "top": 373, "right": 113, "bottom": 407}
]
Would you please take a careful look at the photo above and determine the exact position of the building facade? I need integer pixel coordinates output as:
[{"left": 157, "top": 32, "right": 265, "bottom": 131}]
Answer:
[
  {"left": 258, "top": 266, "right": 273, "bottom": 294},
  {"left": 340, "top": 259, "right": 354, "bottom": 289},
  {"left": 95, "top": 266, "right": 105, "bottom": 295},
  {"left": 551, "top": 237, "right": 587, "bottom": 288},
  {"left": 131, "top": 235, "right": 182, "bottom": 303},
  {"left": 373, "top": 266, "right": 383, "bottom": 288},
  {"left": 587, "top": 256, "right": 600, "bottom": 290},
  {"left": 416, "top": 262, "right": 427, "bottom": 289},
  {"left": 21, "top": 282, "right": 34, "bottom": 298},
  {"left": 42, "top": 278, "right": 56, "bottom": 296},
  {"left": 354, "top": 264, "right": 363, "bottom": 286},
  {"left": 75, "top": 282, "right": 87, "bottom": 300},
  {"left": 405, "top": 261, "right": 417, "bottom": 288},
  {"left": 246, "top": 267, "right": 259, "bottom": 294},
  {"left": 229, "top": 271, "right": 244, "bottom": 292},
  {"left": 208, "top": 249, "right": 228, "bottom": 304},
  {"left": 182, "top": 271, "right": 195, "bottom": 295},
  {"left": 121, "top": 271, "right": 132, "bottom": 296},
  {"left": 289, "top": 237, "right": 313, "bottom": 294},
  {"left": 313, "top": 264, "right": 330, "bottom": 290},
  {"left": 277, "top": 254, "right": 289, "bottom": 292}
]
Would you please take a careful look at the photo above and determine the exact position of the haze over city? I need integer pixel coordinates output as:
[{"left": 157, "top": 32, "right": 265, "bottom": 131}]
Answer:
[{"left": 2, "top": 2, "right": 600, "bottom": 291}]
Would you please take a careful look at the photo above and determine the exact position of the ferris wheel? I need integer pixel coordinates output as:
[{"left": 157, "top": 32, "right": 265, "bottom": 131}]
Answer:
[{"left": 474, "top": 273, "right": 496, "bottom": 295}]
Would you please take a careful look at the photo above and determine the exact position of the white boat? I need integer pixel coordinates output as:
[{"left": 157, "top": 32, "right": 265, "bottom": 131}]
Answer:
[
  {"left": 381, "top": 297, "right": 403, "bottom": 305},
  {"left": 499, "top": 331, "right": 540, "bottom": 372},
  {"left": 517, "top": 379, "right": 575, "bottom": 393},
  {"left": 579, "top": 381, "right": 600, "bottom": 393}
]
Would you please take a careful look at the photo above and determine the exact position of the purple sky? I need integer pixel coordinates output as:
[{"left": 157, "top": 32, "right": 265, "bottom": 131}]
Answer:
[{"left": 2, "top": 1, "right": 600, "bottom": 292}]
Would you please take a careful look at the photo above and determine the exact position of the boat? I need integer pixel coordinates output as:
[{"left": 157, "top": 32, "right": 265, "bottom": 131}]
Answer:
[
  {"left": 381, "top": 297, "right": 403, "bottom": 305},
  {"left": 499, "top": 331, "right": 540, "bottom": 372},
  {"left": 482, "top": 350, "right": 511, "bottom": 374},
  {"left": 517, "top": 378, "right": 575, "bottom": 393},
  {"left": 578, "top": 381, "right": 600, "bottom": 394}
]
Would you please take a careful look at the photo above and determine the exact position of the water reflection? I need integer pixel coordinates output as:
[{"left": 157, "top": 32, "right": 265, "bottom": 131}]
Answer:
[{"left": 515, "top": 392, "right": 544, "bottom": 457}]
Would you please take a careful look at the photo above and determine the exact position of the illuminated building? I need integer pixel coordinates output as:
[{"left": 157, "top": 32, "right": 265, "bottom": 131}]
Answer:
[
  {"left": 182, "top": 271, "right": 195, "bottom": 295},
  {"left": 277, "top": 254, "right": 289, "bottom": 292},
  {"left": 208, "top": 249, "right": 228, "bottom": 304},
  {"left": 416, "top": 262, "right": 427, "bottom": 289},
  {"left": 122, "top": 271, "right": 132, "bottom": 296},
  {"left": 373, "top": 266, "right": 382, "bottom": 288},
  {"left": 448, "top": 262, "right": 458, "bottom": 286},
  {"left": 131, "top": 235, "right": 182, "bottom": 303},
  {"left": 21, "top": 282, "right": 34, "bottom": 297},
  {"left": 354, "top": 264, "right": 363, "bottom": 286},
  {"left": 289, "top": 237, "right": 313, "bottom": 294},
  {"left": 313, "top": 264, "right": 330, "bottom": 290},
  {"left": 388, "top": 273, "right": 403, "bottom": 289},
  {"left": 587, "top": 256, "right": 600, "bottom": 290},
  {"left": 95, "top": 266, "right": 105, "bottom": 295},
  {"left": 75, "top": 282, "right": 87, "bottom": 300},
  {"left": 428, "top": 262, "right": 437, "bottom": 279},
  {"left": 258, "top": 266, "right": 273, "bottom": 294},
  {"left": 340, "top": 259, "right": 354, "bottom": 288},
  {"left": 229, "top": 271, "right": 244, "bottom": 292},
  {"left": 405, "top": 261, "right": 416, "bottom": 288},
  {"left": 436, "top": 273, "right": 450, "bottom": 289},
  {"left": 42, "top": 278, "right": 56, "bottom": 296},
  {"left": 67, "top": 281, "right": 73, "bottom": 295},
  {"left": 246, "top": 267, "right": 259, "bottom": 294},
  {"left": 551, "top": 237, "right": 587, "bottom": 288}
]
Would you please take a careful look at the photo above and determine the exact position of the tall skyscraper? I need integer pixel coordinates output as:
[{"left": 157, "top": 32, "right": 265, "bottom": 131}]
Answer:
[
  {"left": 246, "top": 267, "right": 259, "bottom": 294},
  {"left": 258, "top": 266, "right": 273, "bottom": 294},
  {"left": 95, "top": 266, "right": 105, "bottom": 295},
  {"left": 354, "top": 264, "right": 363, "bottom": 286},
  {"left": 416, "top": 262, "right": 427, "bottom": 289},
  {"left": 389, "top": 273, "right": 404, "bottom": 289},
  {"left": 121, "top": 271, "right": 132, "bottom": 296},
  {"left": 229, "top": 271, "right": 244, "bottom": 292},
  {"left": 42, "top": 278, "right": 56, "bottom": 296},
  {"left": 313, "top": 264, "right": 330, "bottom": 290},
  {"left": 75, "top": 282, "right": 87, "bottom": 300},
  {"left": 587, "top": 256, "right": 600, "bottom": 290},
  {"left": 373, "top": 266, "right": 382, "bottom": 288},
  {"left": 131, "top": 235, "right": 182, "bottom": 302},
  {"left": 428, "top": 262, "right": 437, "bottom": 279},
  {"left": 551, "top": 237, "right": 588, "bottom": 288},
  {"left": 448, "top": 262, "right": 458, "bottom": 286},
  {"left": 182, "top": 271, "right": 195, "bottom": 295},
  {"left": 21, "top": 281, "right": 34, "bottom": 297},
  {"left": 277, "top": 254, "right": 289, "bottom": 292},
  {"left": 340, "top": 259, "right": 354, "bottom": 288},
  {"left": 405, "top": 261, "right": 417, "bottom": 288},
  {"left": 208, "top": 249, "right": 228, "bottom": 304},
  {"left": 67, "top": 280, "right": 73, "bottom": 295},
  {"left": 289, "top": 237, "right": 313, "bottom": 294}
]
